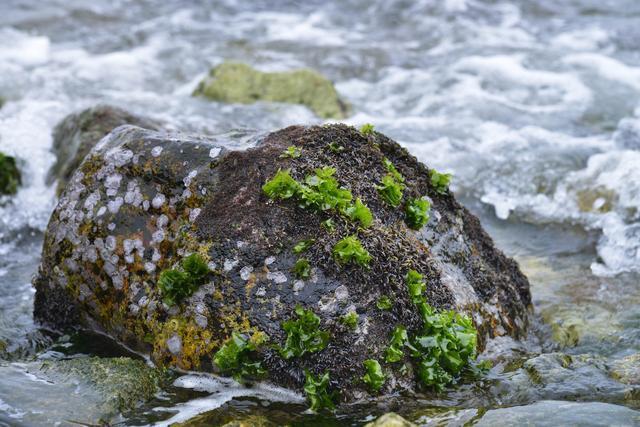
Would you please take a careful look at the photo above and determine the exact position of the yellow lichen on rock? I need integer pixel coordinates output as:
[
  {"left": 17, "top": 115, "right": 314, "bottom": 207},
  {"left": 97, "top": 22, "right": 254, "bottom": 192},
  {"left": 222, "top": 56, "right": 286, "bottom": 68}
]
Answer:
[{"left": 193, "top": 62, "right": 349, "bottom": 119}]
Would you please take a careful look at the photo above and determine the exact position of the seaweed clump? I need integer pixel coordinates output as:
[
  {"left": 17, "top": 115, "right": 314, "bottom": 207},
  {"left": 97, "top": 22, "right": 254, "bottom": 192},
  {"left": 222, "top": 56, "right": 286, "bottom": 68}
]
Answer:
[{"left": 157, "top": 253, "right": 210, "bottom": 306}]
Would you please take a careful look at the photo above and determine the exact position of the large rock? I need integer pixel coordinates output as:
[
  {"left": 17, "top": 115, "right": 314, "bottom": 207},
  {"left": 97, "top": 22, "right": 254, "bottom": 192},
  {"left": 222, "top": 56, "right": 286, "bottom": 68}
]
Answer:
[
  {"left": 34, "top": 122, "right": 530, "bottom": 402},
  {"left": 46, "top": 105, "right": 161, "bottom": 194},
  {"left": 193, "top": 62, "right": 349, "bottom": 119}
]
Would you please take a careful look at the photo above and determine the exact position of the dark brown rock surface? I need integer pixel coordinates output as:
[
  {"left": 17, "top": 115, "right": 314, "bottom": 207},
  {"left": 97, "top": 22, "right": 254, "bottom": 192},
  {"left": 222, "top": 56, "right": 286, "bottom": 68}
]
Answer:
[{"left": 34, "top": 121, "right": 531, "bottom": 401}]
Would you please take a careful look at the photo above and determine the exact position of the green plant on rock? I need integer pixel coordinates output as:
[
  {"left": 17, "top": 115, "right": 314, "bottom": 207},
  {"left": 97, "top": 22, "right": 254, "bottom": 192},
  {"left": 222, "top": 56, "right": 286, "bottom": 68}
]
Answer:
[
  {"left": 292, "top": 258, "right": 311, "bottom": 279},
  {"left": 362, "top": 359, "right": 385, "bottom": 392},
  {"left": 321, "top": 218, "right": 336, "bottom": 231},
  {"left": 328, "top": 141, "right": 345, "bottom": 153},
  {"left": 430, "top": 169, "right": 452, "bottom": 195},
  {"left": 293, "top": 239, "right": 315, "bottom": 254},
  {"left": 383, "top": 158, "right": 405, "bottom": 184},
  {"left": 344, "top": 197, "right": 373, "bottom": 228},
  {"left": 213, "top": 331, "right": 267, "bottom": 382},
  {"left": 402, "top": 269, "right": 479, "bottom": 391},
  {"left": 359, "top": 123, "right": 375, "bottom": 136},
  {"left": 263, "top": 167, "right": 375, "bottom": 228},
  {"left": 406, "top": 269, "right": 426, "bottom": 304},
  {"left": 376, "top": 174, "right": 404, "bottom": 207},
  {"left": 385, "top": 325, "right": 408, "bottom": 363},
  {"left": 405, "top": 198, "right": 431, "bottom": 230},
  {"left": 299, "top": 166, "right": 352, "bottom": 212},
  {"left": 280, "top": 306, "right": 330, "bottom": 359},
  {"left": 376, "top": 295, "right": 393, "bottom": 310},
  {"left": 304, "top": 370, "right": 336, "bottom": 412},
  {"left": 158, "top": 253, "right": 210, "bottom": 306},
  {"left": 262, "top": 169, "right": 299, "bottom": 200},
  {"left": 332, "top": 235, "right": 371, "bottom": 267},
  {"left": 340, "top": 311, "right": 359, "bottom": 330},
  {"left": 280, "top": 145, "right": 302, "bottom": 159}
]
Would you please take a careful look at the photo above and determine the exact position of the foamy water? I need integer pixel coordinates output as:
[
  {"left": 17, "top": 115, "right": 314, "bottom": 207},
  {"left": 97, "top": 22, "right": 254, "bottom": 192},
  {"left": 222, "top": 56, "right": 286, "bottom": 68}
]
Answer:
[{"left": 1, "top": 0, "right": 640, "bottom": 425}]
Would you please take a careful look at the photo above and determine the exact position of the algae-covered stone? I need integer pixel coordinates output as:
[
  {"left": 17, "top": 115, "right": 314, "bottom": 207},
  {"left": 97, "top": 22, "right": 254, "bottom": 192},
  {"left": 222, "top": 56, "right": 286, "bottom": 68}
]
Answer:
[
  {"left": 540, "top": 303, "right": 621, "bottom": 348},
  {"left": 612, "top": 353, "right": 640, "bottom": 385},
  {"left": 193, "top": 62, "right": 349, "bottom": 119},
  {"left": 0, "top": 152, "right": 21, "bottom": 195},
  {"left": 34, "top": 122, "right": 531, "bottom": 402},
  {"left": 46, "top": 104, "right": 161, "bottom": 194},
  {"left": 365, "top": 413, "right": 416, "bottom": 427},
  {"left": 0, "top": 356, "right": 162, "bottom": 424},
  {"left": 40, "top": 356, "right": 162, "bottom": 413}
]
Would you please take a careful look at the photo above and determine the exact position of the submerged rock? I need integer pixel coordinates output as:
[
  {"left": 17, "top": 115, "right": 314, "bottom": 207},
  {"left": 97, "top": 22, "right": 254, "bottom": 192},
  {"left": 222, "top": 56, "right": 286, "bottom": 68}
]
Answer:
[
  {"left": 365, "top": 413, "right": 416, "bottom": 427},
  {"left": 476, "top": 400, "right": 640, "bottom": 427},
  {"left": 0, "top": 356, "right": 162, "bottom": 424},
  {"left": 193, "top": 62, "right": 349, "bottom": 119},
  {"left": 39, "top": 356, "right": 162, "bottom": 413},
  {"left": 46, "top": 105, "right": 161, "bottom": 194},
  {"left": 34, "top": 123, "right": 531, "bottom": 403},
  {"left": 0, "top": 152, "right": 21, "bottom": 195}
]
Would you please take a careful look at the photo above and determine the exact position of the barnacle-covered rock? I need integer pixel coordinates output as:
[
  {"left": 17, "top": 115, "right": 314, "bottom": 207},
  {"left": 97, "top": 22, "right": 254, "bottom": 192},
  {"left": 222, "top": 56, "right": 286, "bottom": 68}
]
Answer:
[
  {"left": 193, "top": 62, "right": 349, "bottom": 119},
  {"left": 46, "top": 104, "right": 161, "bottom": 194},
  {"left": 34, "top": 122, "right": 531, "bottom": 403}
]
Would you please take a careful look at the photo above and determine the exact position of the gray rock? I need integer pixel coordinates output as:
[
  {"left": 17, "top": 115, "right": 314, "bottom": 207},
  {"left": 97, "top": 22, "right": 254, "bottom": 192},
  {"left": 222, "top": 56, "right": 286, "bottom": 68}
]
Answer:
[
  {"left": 46, "top": 105, "right": 161, "bottom": 194},
  {"left": 476, "top": 400, "right": 640, "bottom": 427}
]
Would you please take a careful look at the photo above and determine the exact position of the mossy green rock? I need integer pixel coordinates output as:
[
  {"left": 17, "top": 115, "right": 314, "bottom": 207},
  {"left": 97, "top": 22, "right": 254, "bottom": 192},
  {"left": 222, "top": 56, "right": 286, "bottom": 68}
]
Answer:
[
  {"left": 39, "top": 356, "right": 162, "bottom": 413},
  {"left": 46, "top": 104, "right": 161, "bottom": 194},
  {"left": 193, "top": 62, "right": 349, "bottom": 119},
  {"left": 0, "top": 152, "right": 21, "bottom": 195},
  {"left": 0, "top": 356, "right": 162, "bottom": 424},
  {"left": 365, "top": 413, "right": 416, "bottom": 427},
  {"left": 34, "top": 122, "right": 530, "bottom": 402}
]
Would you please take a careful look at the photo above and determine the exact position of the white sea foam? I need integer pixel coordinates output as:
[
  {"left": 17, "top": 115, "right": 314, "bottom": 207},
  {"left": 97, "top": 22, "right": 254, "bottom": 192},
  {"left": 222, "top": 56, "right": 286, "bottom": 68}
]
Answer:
[{"left": 152, "top": 374, "right": 304, "bottom": 426}]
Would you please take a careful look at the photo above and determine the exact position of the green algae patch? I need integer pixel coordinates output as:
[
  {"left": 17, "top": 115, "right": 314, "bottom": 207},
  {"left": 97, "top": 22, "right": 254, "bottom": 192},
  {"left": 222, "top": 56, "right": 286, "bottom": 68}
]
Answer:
[
  {"left": 158, "top": 253, "right": 210, "bottom": 306},
  {"left": 385, "top": 325, "right": 408, "bottom": 363},
  {"left": 280, "top": 306, "right": 329, "bottom": 359},
  {"left": 292, "top": 257, "right": 312, "bottom": 279},
  {"left": 376, "top": 295, "right": 393, "bottom": 310},
  {"left": 377, "top": 173, "right": 404, "bottom": 207},
  {"left": 0, "top": 152, "right": 21, "bottom": 195},
  {"left": 340, "top": 311, "right": 359, "bottom": 330},
  {"left": 362, "top": 359, "right": 385, "bottom": 392},
  {"left": 213, "top": 331, "right": 267, "bottom": 382},
  {"left": 40, "top": 357, "right": 162, "bottom": 414},
  {"left": 430, "top": 169, "right": 452, "bottom": 195},
  {"left": 193, "top": 62, "right": 349, "bottom": 119},
  {"left": 360, "top": 123, "right": 375, "bottom": 136},
  {"left": 263, "top": 166, "right": 374, "bottom": 228},
  {"left": 402, "top": 270, "right": 479, "bottom": 391},
  {"left": 333, "top": 235, "right": 371, "bottom": 267},
  {"left": 304, "top": 370, "right": 336, "bottom": 412},
  {"left": 405, "top": 198, "right": 431, "bottom": 230}
]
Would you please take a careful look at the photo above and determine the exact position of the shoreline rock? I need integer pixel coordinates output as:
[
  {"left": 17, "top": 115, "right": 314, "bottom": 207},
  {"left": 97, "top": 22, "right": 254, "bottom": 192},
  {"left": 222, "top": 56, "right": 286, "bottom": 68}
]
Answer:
[
  {"left": 34, "top": 119, "right": 531, "bottom": 403},
  {"left": 0, "top": 152, "right": 21, "bottom": 196},
  {"left": 46, "top": 104, "right": 161, "bottom": 194}
]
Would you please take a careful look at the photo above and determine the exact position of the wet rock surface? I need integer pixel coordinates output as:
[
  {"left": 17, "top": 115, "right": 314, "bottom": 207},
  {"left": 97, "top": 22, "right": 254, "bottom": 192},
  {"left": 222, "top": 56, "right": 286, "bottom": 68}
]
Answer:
[
  {"left": 476, "top": 400, "right": 640, "bottom": 427},
  {"left": 193, "top": 62, "right": 349, "bottom": 119},
  {"left": 46, "top": 104, "right": 162, "bottom": 194},
  {"left": 33, "top": 121, "right": 531, "bottom": 401}
]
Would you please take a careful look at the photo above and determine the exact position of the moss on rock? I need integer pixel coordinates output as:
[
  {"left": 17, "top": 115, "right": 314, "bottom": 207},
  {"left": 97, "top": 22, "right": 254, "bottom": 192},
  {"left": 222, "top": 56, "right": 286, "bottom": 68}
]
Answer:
[
  {"left": 0, "top": 152, "right": 21, "bottom": 195},
  {"left": 39, "top": 356, "right": 162, "bottom": 414},
  {"left": 193, "top": 62, "right": 349, "bottom": 119}
]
